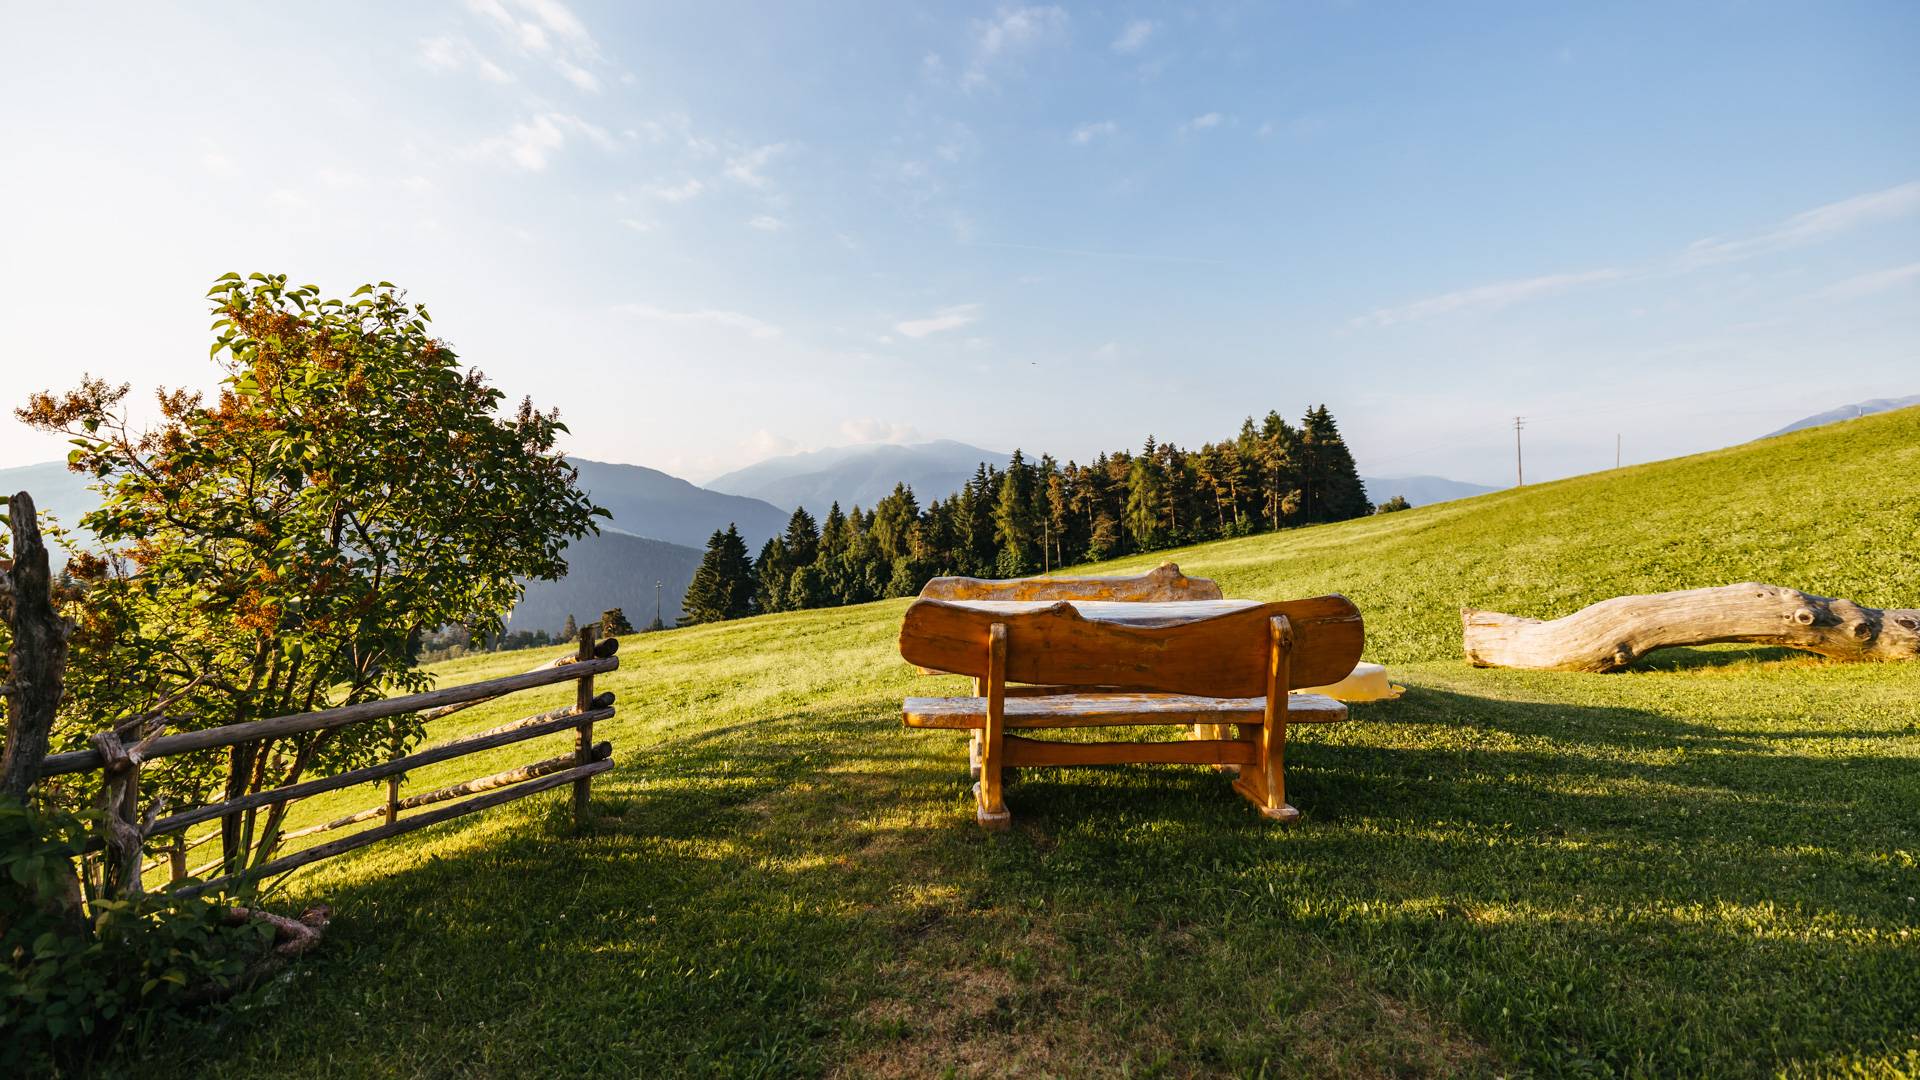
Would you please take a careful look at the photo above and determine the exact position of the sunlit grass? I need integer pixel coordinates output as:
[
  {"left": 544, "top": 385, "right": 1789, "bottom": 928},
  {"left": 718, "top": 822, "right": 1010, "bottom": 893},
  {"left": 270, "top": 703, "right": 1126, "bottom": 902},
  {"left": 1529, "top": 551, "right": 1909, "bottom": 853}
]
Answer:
[{"left": 145, "top": 408, "right": 1920, "bottom": 1077}]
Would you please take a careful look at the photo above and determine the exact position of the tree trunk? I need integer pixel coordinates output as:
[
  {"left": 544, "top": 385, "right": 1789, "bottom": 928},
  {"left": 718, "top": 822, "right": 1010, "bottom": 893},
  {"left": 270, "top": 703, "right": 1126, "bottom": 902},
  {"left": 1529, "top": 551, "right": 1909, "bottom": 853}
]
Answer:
[
  {"left": 1463, "top": 583, "right": 1920, "bottom": 672},
  {"left": 2, "top": 492, "right": 73, "bottom": 802}
]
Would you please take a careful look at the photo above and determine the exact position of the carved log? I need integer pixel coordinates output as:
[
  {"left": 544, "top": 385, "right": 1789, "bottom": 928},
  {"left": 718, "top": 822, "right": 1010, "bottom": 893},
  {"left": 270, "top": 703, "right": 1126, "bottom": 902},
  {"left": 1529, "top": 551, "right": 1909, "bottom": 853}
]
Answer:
[
  {"left": 919, "top": 562, "right": 1223, "bottom": 602},
  {"left": 1463, "top": 583, "right": 1920, "bottom": 672}
]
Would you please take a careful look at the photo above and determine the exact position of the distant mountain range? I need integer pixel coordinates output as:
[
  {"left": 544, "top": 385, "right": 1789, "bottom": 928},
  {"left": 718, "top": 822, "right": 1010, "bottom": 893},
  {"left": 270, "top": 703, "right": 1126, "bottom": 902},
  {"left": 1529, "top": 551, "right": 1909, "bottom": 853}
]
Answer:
[
  {"left": 508, "top": 529, "right": 700, "bottom": 636},
  {"left": 1360, "top": 475, "right": 1499, "bottom": 507},
  {"left": 0, "top": 456, "right": 766, "bottom": 633},
  {"left": 1762, "top": 395, "right": 1920, "bottom": 439},
  {"left": 706, "top": 439, "right": 1011, "bottom": 514},
  {"left": 705, "top": 439, "right": 1496, "bottom": 513},
  {"left": 566, "top": 457, "right": 785, "bottom": 549}
]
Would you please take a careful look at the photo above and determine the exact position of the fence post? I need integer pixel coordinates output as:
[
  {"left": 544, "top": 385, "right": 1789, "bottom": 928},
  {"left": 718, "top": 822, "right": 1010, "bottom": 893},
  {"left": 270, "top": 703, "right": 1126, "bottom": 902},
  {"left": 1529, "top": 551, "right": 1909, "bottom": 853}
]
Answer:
[
  {"left": 386, "top": 718, "right": 403, "bottom": 826},
  {"left": 572, "top": 625, "right": 597, "bottom": 827}
]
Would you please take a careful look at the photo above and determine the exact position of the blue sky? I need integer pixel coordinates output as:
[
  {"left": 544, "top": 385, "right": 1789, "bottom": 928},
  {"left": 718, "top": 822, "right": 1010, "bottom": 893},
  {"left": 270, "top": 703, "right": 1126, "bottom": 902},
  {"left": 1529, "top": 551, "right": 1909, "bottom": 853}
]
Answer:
[{"left": 1, "top": 2, "right": 1915, "bottom": 487}]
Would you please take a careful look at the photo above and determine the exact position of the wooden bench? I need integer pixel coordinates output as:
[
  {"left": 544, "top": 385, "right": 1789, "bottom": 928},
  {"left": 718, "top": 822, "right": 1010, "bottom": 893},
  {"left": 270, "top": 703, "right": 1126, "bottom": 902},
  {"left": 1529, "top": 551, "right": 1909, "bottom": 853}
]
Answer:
[{"left": 899, "top": 564, "right": 1364, "bottom": 828}]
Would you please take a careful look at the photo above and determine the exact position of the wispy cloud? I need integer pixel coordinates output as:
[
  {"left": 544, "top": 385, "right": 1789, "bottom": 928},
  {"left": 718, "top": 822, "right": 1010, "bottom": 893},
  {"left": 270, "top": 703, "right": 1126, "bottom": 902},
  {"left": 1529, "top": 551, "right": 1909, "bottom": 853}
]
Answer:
[
  {"left": 1808, "top": 261, "right": 1920, "bottom": 301},
  {"left": 1352, "top": 180, "right": 1920, "bottom": 327},
  {"left": 418, "top": 35, "right": 514, "bottom": 83},
  {"left": 724, "top": 142, "right": 787, "bottom": 188},
  {"left": 1681, "top": 181, "right": 1920, "bottom": 267},
  {"left": 641, "top": 178, "right": 704, "bottom": 203},
  {"left": 616, "top": 302, "right": 782, "bottom": 339},
  {"left": 963, "top": 6, "right": 1069, "bottom": 90},
  {"left": 463, "top": 0, "right": 606, "bottom": 91},
  {"left": 1354, "top": 269, "right": 1626, "bottom": 327},
  {"left": 747, "top": 215, "right": 786, "bottom": 232},
  {"left": 1071, "top": 120, "right": 1117, "bottom": 145},
  {"left": 473, "top": 112, "right": 613, "bottom": 171},
  {"left": 839, "top": 418, "right": 922, "bottom": 444},
  {"left": 895, "top": 303, "right": 983, "bottom": 338},
  {"left": 1183, "top": 112, "right": 1223, "bottom": 132},
  {"left": 1111, "top": 18, "right": 1155, "bottom": 54}
]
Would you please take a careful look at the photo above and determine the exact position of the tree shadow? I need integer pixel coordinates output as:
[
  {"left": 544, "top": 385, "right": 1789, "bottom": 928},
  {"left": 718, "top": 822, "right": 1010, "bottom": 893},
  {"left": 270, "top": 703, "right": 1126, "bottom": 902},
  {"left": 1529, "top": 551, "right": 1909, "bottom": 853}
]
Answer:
[{"left": 142, "top": 688, "right": 1920, "bottom": 1078}]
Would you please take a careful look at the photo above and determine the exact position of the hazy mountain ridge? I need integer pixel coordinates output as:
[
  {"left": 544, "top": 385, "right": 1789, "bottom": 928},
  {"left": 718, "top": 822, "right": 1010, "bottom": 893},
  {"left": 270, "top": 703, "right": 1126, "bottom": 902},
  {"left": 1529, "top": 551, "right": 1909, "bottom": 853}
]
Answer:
[
  {"left": 508, "top": 528, "right": 700, "bottom": 636},
  {"left": 1360, "top": 475, "right": 1499, "bottom": 507},
  {"left": 706, "top": 440, "right": 1012, "bottom": 513},
  {"left": 1762, "top": 395, "right": 1920, "bottom": 439}
]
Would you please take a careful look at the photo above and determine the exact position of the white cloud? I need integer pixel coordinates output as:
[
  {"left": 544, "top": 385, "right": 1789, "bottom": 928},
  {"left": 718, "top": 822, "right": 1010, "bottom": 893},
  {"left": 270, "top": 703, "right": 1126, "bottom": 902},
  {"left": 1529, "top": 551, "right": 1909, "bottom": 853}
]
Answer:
[
  {"left": 615, "top": 302, "right": 782, "bottom": 339},
  {"left": 317, "top": 167, "right": 366, "bottom": 189},
  {"left": 1809, "top": 262, "right": 1920, "bottom": 300},
  {"left": 1184, "top": 112, "right": 1223, "bottom": 131},
  {"left": 642, "top": 178, "right": 704, "bottom": 203},
  {"left": 555, "top": 58, "right": 599, "bottom": 92},
  {"left": 1111, "top": 18, "right": 1155, "bottom": 54},
  {"left": 417, "top": 35, "right": 513, "bottom": 83},
  {"left": 839, "top": 419, "right": 922, "bottom": 444},
  {"left": 474, "top": 112, "right": 613, "bottom": 171},
  {"left": 618, "top": 217, "right": 654, "bottom": 232},
  {"left": 747, "top": 215, "right": 786, "bottom": 231},
  {"left": 724, "top": 142, "right": 787, "bottom": 188},
  {"left": 895, "top": 303, "right": 982, "bottom": 338},
  {"left": 1681, "top": 181, "right": 1920, "bottom": 267},
  {"left": 462, "top": 0, "right": 605, "bottom": 91},
  {"left": 401, "top": 175, "right": 434, "bottom": 193},
  {"left": 202, "top": 150, "right": 235, "bottom": 176},
  {"left": 1071, "top": 120, "right": 1117, "bottom": 145},
  {"left": 1354, "top": 269, "right": 1626, "bottom": 327},
  {"left": 964, "top": 6, "right": 1069, "bottom": 90}
]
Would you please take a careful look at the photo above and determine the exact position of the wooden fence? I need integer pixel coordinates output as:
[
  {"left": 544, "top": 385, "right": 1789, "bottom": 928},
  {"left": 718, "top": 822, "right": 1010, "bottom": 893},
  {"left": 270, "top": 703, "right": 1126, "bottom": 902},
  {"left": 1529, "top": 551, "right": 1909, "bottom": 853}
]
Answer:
[{"left": 34, "top": 629, "right": 619, "bottom": 900}]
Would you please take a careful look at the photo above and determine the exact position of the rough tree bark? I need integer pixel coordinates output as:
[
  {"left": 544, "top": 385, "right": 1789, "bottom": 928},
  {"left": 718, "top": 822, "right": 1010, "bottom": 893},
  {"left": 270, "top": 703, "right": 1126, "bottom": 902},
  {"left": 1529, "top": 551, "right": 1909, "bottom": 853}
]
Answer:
[
  {"left": 1463, "top": 582, "right": 1920, "bottom": 672},
  {"left": 2, "top": 491, "right": 73, "bottom": 802}
]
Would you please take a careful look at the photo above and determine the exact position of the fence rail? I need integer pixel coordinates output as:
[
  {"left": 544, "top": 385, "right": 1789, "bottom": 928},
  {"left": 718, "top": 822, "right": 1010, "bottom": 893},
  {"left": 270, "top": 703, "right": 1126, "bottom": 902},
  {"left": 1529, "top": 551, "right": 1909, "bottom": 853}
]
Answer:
[{"left": 39, "top": 628, "right": 619, "bottom": 901}]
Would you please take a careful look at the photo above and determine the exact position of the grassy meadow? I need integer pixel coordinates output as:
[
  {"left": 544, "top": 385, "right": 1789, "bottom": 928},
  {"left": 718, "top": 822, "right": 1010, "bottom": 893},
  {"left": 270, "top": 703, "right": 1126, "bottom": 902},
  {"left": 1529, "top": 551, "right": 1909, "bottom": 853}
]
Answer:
[{"left": 141, "top": 408, "right": 1920, "bottom": 1078}]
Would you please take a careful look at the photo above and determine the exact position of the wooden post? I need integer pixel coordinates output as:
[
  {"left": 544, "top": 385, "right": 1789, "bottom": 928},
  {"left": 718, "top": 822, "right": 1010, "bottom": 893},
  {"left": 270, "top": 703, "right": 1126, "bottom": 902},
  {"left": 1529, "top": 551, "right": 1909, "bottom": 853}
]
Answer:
[
  {"left": 975, "top": 623, "right": 1011, "bottom": 830},
  {"left": 572, "top": 625, "right": 597, "bottom": 827},
  {"left": 385, "top": 718, "right": 403, "bottom": 825},
  {"left": 169, "top": 833, "right": 188, "bottom": 885},
  {"left": 1231, "top": 616, "right": 1300, "bottom": 823}
]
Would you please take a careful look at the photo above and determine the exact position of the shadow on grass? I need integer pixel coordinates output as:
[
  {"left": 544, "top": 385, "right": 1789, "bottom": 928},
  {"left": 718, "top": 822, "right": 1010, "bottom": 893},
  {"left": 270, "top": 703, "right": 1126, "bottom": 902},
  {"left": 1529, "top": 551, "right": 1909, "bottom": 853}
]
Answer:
[{"left": 154, "top": 688, "right": 1919, "bottom": 1078}]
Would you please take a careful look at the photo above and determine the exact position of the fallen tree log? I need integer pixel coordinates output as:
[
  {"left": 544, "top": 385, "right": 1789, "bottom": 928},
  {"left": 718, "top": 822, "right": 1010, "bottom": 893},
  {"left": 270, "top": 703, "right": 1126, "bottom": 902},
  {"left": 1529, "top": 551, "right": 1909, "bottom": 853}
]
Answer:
[{"left": 1463, "top": 583, "right": 1920, "bottom": 672}]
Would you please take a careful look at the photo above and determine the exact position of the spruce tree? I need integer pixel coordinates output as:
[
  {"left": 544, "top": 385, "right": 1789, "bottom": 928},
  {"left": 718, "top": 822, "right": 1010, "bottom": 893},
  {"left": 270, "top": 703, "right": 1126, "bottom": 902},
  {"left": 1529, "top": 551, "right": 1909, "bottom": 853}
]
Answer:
[
  {"left": 754, "top": 536, "right": 790, "bottom": 614},
  {"left": 681, "top": 524, "right": 756, "bottom": 624},
  {"left": 993, "top": 449, "right": 1038, "bottom": 575},
  {"left": 782, "top": 506, "right": 819, "bottom": 567},
  {"left": 599, "top": 607, "right": 635, "bottom": 635},
  {"left": 560, "top": 612, "right": 578, "bottom": 642}
]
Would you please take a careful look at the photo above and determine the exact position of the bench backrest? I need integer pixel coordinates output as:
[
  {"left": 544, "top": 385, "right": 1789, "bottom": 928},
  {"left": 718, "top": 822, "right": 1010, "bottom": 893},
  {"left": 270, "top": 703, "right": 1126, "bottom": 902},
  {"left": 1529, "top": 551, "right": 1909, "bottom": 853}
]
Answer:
[
  {"left": 918, "top": 562, "right": 1223, "bottom": 602},
  {"left": 898, "top": 594, "right": 1363, "bottom": 696}
]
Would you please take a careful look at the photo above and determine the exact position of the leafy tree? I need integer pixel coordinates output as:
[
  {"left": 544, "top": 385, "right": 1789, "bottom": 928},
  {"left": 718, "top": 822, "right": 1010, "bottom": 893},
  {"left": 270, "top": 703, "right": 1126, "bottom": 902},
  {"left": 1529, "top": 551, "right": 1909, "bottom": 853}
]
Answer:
[
  {"left": 16, "top": 273, "right": 600, "bottom": 883},
  {"left": 599, "top": 607, "right": 635, "bottom": 635},
  {"left": 1375, "top": 495, "right": 1412, "bottom": 514},
  {"left": 681, "top": 524, "right": 754, "bottom": 623}
]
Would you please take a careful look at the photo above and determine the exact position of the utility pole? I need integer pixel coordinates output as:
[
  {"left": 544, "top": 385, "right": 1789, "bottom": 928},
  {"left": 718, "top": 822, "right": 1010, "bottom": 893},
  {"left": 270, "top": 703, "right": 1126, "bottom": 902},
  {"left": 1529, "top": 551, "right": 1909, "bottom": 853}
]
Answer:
[
  {"left": 1513, "top": 416, "right": 1526, "bottom": 487},
  {"left": 653, "top": 580, "right": 662, "bottom": 629}
]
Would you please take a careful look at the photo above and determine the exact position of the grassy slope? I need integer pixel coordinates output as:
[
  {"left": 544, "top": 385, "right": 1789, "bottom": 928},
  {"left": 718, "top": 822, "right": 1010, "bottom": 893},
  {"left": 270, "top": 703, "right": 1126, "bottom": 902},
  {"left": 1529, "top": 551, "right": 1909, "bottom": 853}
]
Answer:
[{"left": 153, "top": 410, "right": 1920, "bottom": 1078}]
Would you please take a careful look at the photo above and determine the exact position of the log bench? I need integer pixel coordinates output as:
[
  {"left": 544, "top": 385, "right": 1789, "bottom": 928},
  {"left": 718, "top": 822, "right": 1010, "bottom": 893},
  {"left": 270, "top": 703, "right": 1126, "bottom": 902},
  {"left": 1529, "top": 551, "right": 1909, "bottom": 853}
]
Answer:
[{"left": 898, "top": 564, "right": 1364, "bottom": 828}]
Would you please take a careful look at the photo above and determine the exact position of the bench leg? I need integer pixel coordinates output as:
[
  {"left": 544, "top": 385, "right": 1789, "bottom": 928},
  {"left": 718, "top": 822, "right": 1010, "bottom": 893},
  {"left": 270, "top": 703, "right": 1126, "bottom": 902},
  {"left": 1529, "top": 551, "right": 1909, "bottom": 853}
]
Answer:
[
  {"left": 975, "top": 624, "right": 1011, "bottom": 830},
  {"left": 1231, "top": 616, "right": 1301, "bottom": 823},
  {"left": 1193, "top": 722, "right": 1238, "bottom": 773}
]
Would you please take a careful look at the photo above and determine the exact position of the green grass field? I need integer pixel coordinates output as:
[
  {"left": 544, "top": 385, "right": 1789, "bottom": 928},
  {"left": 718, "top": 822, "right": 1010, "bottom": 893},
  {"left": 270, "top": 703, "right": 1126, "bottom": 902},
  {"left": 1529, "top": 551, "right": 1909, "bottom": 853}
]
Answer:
[{"left": 148, "top": 408, "right": 1920, "bottom": 1078}]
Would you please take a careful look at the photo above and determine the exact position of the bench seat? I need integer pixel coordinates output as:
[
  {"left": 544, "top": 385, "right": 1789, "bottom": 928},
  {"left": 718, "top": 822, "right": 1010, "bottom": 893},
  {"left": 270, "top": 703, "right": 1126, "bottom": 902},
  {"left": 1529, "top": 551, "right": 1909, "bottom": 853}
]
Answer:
[{"left": 903, "top": 691, "right": 1348, "bottom": 729}]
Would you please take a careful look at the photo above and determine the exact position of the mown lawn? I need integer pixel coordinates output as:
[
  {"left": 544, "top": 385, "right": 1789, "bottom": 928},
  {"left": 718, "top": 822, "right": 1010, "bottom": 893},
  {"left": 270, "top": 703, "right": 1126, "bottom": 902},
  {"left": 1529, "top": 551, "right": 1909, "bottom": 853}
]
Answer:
[{"left": 134, "top": 409, "right": 1920, "bottom": 1078}]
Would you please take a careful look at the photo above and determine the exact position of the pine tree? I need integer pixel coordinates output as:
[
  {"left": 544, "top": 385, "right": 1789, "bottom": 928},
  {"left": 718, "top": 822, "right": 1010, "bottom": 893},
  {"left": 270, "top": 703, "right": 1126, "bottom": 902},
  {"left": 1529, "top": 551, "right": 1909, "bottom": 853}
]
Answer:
[
  {"left": 560, "top": 613, "right": 578, "bottom": 642},
  {"left": 1126, "top": 441, "right": 1167, "bottom": 550},
  {"left": 1300, "top": 405, "right": 1371, "bottom": 522},
  {"left": 681, "top": 524, "right": 756, "bottom": 624},
  {"left": 754, "top": 536, "right": 790, "bottom": 613},
  {"left": 993, "top": 449, "right": 1039, "bottom": 576},
  {"left": 599, "top": 607, "right": 635, "bottom": 635},
  {"left": 782, "top": 506, "right": 819, "bottom": 567}
]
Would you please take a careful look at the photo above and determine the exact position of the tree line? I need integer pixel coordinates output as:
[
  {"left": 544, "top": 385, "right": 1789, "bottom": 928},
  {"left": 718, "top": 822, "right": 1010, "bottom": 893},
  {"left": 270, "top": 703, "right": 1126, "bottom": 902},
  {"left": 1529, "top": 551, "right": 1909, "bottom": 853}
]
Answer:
[{"left": 680, "top": 405, "right": 1370, "bottom": 624}]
